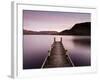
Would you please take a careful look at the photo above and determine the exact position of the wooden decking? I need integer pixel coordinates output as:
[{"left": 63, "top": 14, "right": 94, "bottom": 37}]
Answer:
[{"left": 42, "top": 37, "right": 74, "bottom": 68}]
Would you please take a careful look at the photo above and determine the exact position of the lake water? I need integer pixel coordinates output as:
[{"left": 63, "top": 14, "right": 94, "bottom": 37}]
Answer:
[{"left": 23, "top": 35, "right": 91, "bottom": 69}]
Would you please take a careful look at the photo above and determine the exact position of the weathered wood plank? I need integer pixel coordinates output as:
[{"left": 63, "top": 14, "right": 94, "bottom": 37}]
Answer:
[{"left": 42, "top": 38, "right": 74, "bottom": 68}]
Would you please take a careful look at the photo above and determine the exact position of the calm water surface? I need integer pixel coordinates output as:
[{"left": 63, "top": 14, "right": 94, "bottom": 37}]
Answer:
[{"left": 23, "top": 35, "right": 90, "bottom": 69}]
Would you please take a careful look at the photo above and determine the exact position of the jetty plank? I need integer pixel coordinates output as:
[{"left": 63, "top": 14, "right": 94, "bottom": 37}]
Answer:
[{"left": 42, "top": 38, "right": 74, "bottom": 68}]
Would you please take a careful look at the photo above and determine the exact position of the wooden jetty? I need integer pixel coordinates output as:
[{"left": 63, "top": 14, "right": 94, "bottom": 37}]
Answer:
[{"left": 42, "top": 37, "right": 74, "bottom": 68}]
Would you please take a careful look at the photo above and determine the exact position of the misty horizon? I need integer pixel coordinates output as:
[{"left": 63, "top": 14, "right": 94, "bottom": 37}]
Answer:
[{"left": 24, "top": 22, "right": 91, "bottom": 33}]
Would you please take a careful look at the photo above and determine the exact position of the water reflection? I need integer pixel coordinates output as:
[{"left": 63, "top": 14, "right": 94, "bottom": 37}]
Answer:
[
  {"left": 23, "top": 35, "right": 91, "bottom": 69},
  {"left": 72, "top": 36, "right": 90, "bottom": 46}
]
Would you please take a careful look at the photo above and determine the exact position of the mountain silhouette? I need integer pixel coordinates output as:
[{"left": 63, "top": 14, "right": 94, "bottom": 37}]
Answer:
[
  {"left": 23, "top": 22, "right": 91, "bottom": 36},
  {"left": 59, "top": 22, "right": 91, "bottom": 35},
  {"left": 23, "top": 30, "right": 58, "bottom": 35}
]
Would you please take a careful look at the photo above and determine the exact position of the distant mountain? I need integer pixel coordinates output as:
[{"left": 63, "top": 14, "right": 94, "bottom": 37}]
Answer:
[
  {"left": 23, "top": 30, "right": 58, "bottom": 35},
  {"left": 23, "top": 30, "right": 37, "bottom": 34},
  {"left": 24, "top": 22, "right": 91, "bottom": 35},
  {"left": 59, "top": 22, "right": 91, "bottom": 35}
]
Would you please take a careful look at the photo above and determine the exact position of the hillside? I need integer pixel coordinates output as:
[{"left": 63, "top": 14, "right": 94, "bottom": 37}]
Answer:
[
  {"left": 24, "top": 22, "right": 91, "bottom": 35},
  {"left": 23, "top": 30, "right": 58, "bottom": 35},
  {"left": 59, "top": 22, "right": 91, "bottom": 35}
]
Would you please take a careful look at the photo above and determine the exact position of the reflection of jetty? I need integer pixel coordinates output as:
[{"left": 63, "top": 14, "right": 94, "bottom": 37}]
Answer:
[{"left": 42, "top": 37, "right": 74, "bottom": 68}]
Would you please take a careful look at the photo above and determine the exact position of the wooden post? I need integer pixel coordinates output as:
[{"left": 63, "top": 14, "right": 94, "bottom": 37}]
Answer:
[
  {"left": 60, "top": 37, "right": 62, "bottom": 43},
  {"left": 54, "top": 37, "right": 56, "bottom": 42}
]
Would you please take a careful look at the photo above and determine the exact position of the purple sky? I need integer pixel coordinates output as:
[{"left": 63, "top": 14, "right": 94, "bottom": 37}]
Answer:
[{"left": 23, "top": 10, "right": 91, "bottom": 32}]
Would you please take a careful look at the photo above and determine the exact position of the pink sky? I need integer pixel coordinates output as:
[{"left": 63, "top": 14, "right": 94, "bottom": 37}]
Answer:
[{"left": 23, "top": 10, "right": 91, "bottom": 32}]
